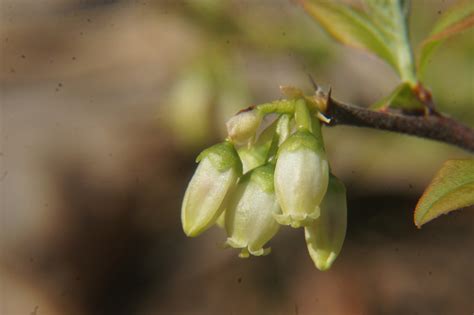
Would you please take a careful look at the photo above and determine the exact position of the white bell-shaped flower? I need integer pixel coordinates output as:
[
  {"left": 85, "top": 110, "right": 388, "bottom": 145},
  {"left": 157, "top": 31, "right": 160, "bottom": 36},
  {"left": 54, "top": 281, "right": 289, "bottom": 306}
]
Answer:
[
  {"left": 305, "top": 175, "right": 347, "bottom": 271},
  {"left": 181, "top": 141, "right": 242, "bottom": 237},
  {"left": 274, "top": 131, "right": 329, "bottom": 228},
  {"left": 225, "top": 164, "right": 280, "bottom": 258}
]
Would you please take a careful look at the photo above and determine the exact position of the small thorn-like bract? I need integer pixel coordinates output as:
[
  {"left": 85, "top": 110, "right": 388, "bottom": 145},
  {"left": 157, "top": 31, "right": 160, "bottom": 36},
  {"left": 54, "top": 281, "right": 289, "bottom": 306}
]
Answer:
[
  {"left": 274, "top": 131, "right": 329, "bottom": 228},
  {"left": 226, "top": 109, "right": 263, "bottom": 146},
  {"left": 181, "top": 141, "right": 242, "bottom": 237},
  {"left": 225, "top": 164, "right": 280, "bottom": 257},
  {"left": 305, "top": 175, "right": 347, "bottom": 271}
]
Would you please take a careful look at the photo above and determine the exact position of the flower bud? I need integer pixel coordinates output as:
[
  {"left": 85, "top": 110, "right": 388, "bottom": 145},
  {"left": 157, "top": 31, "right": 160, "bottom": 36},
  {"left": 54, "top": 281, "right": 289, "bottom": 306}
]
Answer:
[
  {"left": 226, "top": 109, "right": 263, "bottom": 146},
  {"left": 225, "top": 164, "right": 280, "bottom": 258},
  {"left": 181, "top": 141, "right": 242, "bottom": 237},
  {"left": 305, "top": 175, "right": 347, "bottom": 271},
  {"left": 274, "top": 131, "right": 329, "bottom": 228}
]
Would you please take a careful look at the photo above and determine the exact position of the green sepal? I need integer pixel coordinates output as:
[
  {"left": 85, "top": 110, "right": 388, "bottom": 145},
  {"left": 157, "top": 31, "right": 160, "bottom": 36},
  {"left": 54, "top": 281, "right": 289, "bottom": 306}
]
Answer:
[
  {"left": 278, "top": 130, "right": 325, "bottom": 156},
  {"left": 196, "top": 141, "right": 242, "bottom": 173},
  {"left": 237, "top": 163, "right": 275, "bottom": 194},
  {"left": 249, "top": 164, "right": 275, "bottom": 193}
]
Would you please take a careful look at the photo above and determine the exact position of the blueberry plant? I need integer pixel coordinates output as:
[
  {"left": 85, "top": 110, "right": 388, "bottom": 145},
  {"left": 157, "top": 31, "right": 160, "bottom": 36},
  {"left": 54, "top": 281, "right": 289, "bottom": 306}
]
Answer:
[{"left": 180, "top": 0, "right": 474, "bottom": 270}]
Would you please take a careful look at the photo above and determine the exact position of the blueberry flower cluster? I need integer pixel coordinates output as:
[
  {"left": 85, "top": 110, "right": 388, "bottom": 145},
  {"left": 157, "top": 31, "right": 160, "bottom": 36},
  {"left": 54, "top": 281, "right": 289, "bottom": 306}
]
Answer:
[{"left": 181, "top": 94, "right": 347, "bottom": 270}]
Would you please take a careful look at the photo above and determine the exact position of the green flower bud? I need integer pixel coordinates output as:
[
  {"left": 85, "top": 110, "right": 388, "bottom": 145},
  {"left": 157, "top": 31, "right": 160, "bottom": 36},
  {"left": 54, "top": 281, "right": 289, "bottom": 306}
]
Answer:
[
  {"left": 181, "top": 141, "right": 242, "bottom": 237},
  {"left": 226, "top": 109, "right": 263, "bottom": 146},
  {"left": 225, "top": 164, "right": 280, "bottom": 258},
  {"left": 305, "top": 175, "right": 347, "bottom": 271},
  {"left": 274, "top": 131, "right": 329, "bottom": 228}
]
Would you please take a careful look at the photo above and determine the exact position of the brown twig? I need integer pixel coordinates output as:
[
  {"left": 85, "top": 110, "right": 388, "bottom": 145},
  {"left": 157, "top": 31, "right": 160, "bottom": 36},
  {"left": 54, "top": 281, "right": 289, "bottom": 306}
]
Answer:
[{"left": 324, "top": 92, "right": 474, "bottom": 152}]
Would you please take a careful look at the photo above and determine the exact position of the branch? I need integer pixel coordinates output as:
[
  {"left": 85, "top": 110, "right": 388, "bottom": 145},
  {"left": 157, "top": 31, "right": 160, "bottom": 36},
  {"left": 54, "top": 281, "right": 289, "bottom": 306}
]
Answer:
[{"left": 324, "top": 94, "right": 474, "bottom": 152}]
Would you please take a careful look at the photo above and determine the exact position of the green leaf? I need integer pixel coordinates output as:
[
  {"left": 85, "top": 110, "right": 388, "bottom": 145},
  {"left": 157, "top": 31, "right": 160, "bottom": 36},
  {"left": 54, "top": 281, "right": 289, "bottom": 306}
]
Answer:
[
  {"left": 414, "top": 159, "right": 474, "bottom": 228},
  {"left": 372, "top": 82, "right": 425, "bottom": 112},
  {"left": 300, "top": 0, "right": 397, "bottom": 70},
  {"left": 417, "top": 0, "right": 474, "bottom": 78},
  {"left": 362, "top": 0, "right": 417, "bottom": 84},
  {"left": 300, "top": 0, "right": 417, "bottom": 84}
]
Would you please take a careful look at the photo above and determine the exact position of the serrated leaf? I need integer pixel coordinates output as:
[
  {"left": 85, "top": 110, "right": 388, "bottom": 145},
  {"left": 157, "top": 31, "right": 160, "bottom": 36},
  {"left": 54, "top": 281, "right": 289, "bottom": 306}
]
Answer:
[
  {"left": 417, "top": 0, "right": 474, "bottom": 78},
  {"left": 372, "top": 82, "right": 425, "bottom": 112},
  {"left": 414, "top": 159, "right": 474, "bottom": 228},
  {"left": 301, "top": 0, "right": 417, "bottom": 83},
  {"left": 300, "top": 0, "right": 397, "bottom": 70}
]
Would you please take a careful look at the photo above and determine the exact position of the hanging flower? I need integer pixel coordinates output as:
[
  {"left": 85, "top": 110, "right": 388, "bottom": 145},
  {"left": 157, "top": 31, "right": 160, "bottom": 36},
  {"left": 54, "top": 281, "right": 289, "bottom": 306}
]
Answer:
[
  {"left": 274, "top": 130, "right": 329, "bottom": 228},
  {"left": 181, "top": 141, "right": 242, "bottom": 237},
  {"left": 225, "top": 164, "right": 280, "bottom": 257},
  {"left": 305, "top": 175, "right": 347, "bottom": 271}
]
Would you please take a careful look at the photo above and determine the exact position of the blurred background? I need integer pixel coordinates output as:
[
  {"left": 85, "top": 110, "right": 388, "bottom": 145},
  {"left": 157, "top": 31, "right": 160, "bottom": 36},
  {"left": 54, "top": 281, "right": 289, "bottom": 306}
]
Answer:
[{"left": 1, "top": 0, "right": 473, "bottom": 314}]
